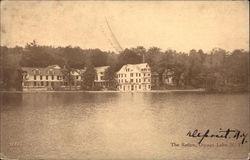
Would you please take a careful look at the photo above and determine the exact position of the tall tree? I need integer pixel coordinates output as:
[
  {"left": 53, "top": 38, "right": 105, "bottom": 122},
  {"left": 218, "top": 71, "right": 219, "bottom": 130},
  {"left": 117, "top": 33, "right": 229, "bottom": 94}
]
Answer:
[
  {"left": 61, "top": 64, "right": 75, "bottom": 90},
  {"left": 81, "top": 64, "right": 96, "bottom": 90},
  {"left": 103, "top": 66, "right": 118, "bottom": 90}
]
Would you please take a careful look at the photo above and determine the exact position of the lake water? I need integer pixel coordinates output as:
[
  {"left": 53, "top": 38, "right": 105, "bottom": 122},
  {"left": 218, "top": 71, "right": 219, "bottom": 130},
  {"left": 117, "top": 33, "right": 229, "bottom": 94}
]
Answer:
[{"left": 0, "top": 92, "right": 249, "bottom": 159}]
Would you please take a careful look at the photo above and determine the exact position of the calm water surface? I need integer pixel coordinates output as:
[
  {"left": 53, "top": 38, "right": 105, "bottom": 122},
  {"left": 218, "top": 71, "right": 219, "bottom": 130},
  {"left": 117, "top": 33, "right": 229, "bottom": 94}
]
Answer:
[{"left": 0, "top": 92, "right": 249, "bottom": 159}]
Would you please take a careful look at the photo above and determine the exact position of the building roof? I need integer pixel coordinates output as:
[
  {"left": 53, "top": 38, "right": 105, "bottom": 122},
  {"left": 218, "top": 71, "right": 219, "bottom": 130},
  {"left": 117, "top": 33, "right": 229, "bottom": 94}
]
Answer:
[
  {"left": 118, "top": 63, "right": 150, "bottom": 73},
  {"left": 95, "top": 66, "right": 109, "bottom": 73},
  {"left": 71, "top": 68, "right": 86, "bottom": 76},
  {"left": 22, "top": 65, "right": 62, "bottom": 75},
  {"left": 21, "top": 65, "right": 109, "bottom": 76}
]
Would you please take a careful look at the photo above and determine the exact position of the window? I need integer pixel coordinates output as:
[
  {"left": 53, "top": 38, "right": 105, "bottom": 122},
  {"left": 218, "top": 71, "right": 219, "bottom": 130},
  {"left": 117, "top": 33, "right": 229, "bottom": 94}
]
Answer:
[
  {"left": 76, "top": 76, "right": 79, "bottom": 80},
  {"left": 40, "top": 75, "right": 42, "bottom": 80},
  {"left": 144, "top": 73, "right": 146, "bottom": 76},
  {"left": 148, "top": 79, "right": 151, "bottom": 82},
  {"left": 139, "top": 85, "right": 141, "bottom": 89},
  {"left": 34, "top": 82, "right": 36, "bottom": 86},
  {"left": 130, "top": 73, "right": 133, "bottom": 77},
  {"left": 131, "top": 79, "right": 133, "bottom": 82},
  {"left": 35, "top": 70, "right": 40, "bottom": 75},
  {"left": 148, "top": 73, "right": 151, "bottom": 76},
  {"left": 46, "top": 75, "right": 48, "bottom": 80},
  {"left": 52, "top": 75, "right": 54, "bottom": 80},
  {"left": 34, "top": 75, "right": 36, "bottom": 80},
  {"left": 136, "top": 73, "right": 138, "bottom": 77},
  {"left": 48, "top": 70, "right": 53, "bottom": 75},
  {"left": 57, "top": 76, "right": 60, "bottom": 80},
  {"left": 41, "top": 81, "right": 44, "bottom": 86},
  {"left": 144, "top": 79, "right": 146, "bottom": 82},
  {"left": 136, "top": 79, "right": 138, "bottom": 83},
  {"left": 148, "top": 85, "right": 151, "bottom": 89},
  {"left": 139, "top": 73, "right": 141, "bottom": 77},
  {"left": 46, "top": 81, "right": 49, "bottom": 86},
  {"left": 139, "top": 79, "right": 141, "bottom": 83}
]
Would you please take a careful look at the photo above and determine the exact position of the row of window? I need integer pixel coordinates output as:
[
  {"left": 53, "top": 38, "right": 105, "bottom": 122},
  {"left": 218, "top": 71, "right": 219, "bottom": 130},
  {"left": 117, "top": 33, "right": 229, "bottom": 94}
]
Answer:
[
  {"left": 24, "top": 81, "right": 107, "bottom": 87},
  {"left": 31, "top": 75, "right": 81, "bottom": 80},
  {"left": 118, "top": 73, "right": 151, "bottom": 78},
  {"left": 119, "top": 84, "right": 151, "bottom": 91},
  {"left": 95, "top": 75, "right": 104, "bottom": 80},
  {"left": 33, "top": 70, "right": 55, "bottom": 75},
  {"left": 124, "top": 68, "right": 150, "bottom": 72},
  {"left": 25, "top": 81, "right": 81, "bottom": 87},
  {"left": 141, "top": 68, "right": 150, "bottom": 71},
  {"left": 125, "top": 68, "right": 131, "bottom": 72},
  {"left": 118, "top": 78, "right": 151, "bottom": 83}
]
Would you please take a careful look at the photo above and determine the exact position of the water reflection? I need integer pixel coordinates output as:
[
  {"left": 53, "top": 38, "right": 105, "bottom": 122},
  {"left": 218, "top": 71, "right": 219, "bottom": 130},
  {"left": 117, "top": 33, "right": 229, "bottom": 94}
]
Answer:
[{"left": 0, "top": 92, "right": 248, "bottom": 159}]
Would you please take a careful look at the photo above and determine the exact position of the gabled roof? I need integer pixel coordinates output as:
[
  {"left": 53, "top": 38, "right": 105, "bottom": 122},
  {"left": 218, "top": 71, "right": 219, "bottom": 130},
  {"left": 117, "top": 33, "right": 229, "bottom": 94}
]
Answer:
[
  {"left": 71, "top": 68, "right": 86, "bottom": 76},
  {"left": 95, "top": 66, "right": 109, "bottom": 73},
  {"left": 118, "top": 63, "right": 150, "bottom": 73},
  {"left": 22, "top": 65, "right": 62, "bottom": 75},
  {"left": 21, "top": 65, "right": 111, "bottom": 76}
]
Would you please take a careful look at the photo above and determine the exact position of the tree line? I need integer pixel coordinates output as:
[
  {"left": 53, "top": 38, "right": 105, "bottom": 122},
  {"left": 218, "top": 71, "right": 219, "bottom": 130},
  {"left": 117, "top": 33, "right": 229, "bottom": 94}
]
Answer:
[{"left": 0, "top": 40, "right": 248, "bottom": 92}]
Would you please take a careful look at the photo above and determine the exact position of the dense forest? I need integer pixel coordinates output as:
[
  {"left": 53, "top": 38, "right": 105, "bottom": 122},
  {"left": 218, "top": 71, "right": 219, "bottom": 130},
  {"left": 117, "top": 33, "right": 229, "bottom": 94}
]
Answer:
[{"left": 0, "top": 40, "right": 249, "bottom": 92}]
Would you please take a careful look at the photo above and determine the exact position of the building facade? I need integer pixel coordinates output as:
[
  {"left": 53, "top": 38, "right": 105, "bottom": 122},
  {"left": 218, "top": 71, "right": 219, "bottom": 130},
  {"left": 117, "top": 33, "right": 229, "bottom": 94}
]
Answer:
[
  {"left": 94, "top": 66, "right": 110, "bottom": 88},
  {"left": 22, "top": 65, "right": 86, "bottom": 91},
  {"left": 117, "top": 63, "right": 151, "bottom": 92},
  {"left": 21, "top": 65, "right": 110, "bottom": 91},
  {"left": 22, "top": 65, "right": 64, "bottom": 91},
  {"left": 162, "top": 69, "right": 174, "bottom": 86}
]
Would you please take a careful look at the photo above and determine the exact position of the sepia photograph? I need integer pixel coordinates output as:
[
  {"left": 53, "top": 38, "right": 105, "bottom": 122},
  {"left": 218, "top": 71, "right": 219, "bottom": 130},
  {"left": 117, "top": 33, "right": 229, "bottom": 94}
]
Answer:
[{"left": 0, "top": 1, "right": 249, "bottom": 159}]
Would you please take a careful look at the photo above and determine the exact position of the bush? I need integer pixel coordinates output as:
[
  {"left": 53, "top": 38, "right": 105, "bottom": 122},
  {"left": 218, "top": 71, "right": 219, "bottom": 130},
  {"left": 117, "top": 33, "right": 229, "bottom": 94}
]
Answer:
[{"left": 91, "top": 86, "right": 103, "bottom": 91}]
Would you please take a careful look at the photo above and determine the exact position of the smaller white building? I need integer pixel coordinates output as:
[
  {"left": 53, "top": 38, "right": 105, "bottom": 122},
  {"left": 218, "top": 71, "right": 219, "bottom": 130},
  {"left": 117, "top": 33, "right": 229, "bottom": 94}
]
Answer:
[
  {"left": 117, "top": 63, "right": 151, "bottom": 92},
  {"left": 94, "top": 66, "right": 110, "bottom": 87}
]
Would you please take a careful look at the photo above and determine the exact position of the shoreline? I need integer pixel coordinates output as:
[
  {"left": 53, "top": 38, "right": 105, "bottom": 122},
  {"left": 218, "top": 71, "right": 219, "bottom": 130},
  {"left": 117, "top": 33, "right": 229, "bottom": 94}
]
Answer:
[{"left": 0, "top": 88, "right": 206, "bottom": 93}]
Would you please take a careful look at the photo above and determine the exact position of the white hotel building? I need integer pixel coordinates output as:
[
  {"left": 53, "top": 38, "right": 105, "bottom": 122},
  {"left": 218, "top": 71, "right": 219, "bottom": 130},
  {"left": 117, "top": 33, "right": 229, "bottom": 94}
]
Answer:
[{"left": 117, "top": 63, "right": 151, "bottom": 91}]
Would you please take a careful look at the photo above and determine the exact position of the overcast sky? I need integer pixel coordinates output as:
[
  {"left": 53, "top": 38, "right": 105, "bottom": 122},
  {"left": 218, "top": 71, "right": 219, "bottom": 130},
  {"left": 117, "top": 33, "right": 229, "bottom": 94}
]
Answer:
[{"left": 1, "top": 1, "right": 249, "bottom": 53}]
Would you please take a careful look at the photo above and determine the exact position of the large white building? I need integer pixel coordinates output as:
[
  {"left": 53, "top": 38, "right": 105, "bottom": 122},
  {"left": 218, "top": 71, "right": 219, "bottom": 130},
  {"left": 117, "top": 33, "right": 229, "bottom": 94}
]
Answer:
[
  {"left": 117, "top": 63, "right": 151, "bottom": 91},
  {"left": 21, "top": 65, "right": 85, "bottom": 91},
  {"left": 22, "top": 65, "right": 64, "bottom": 91},
  {"left": 21, "top": 65, "right": 109, "bottom": 91}
]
